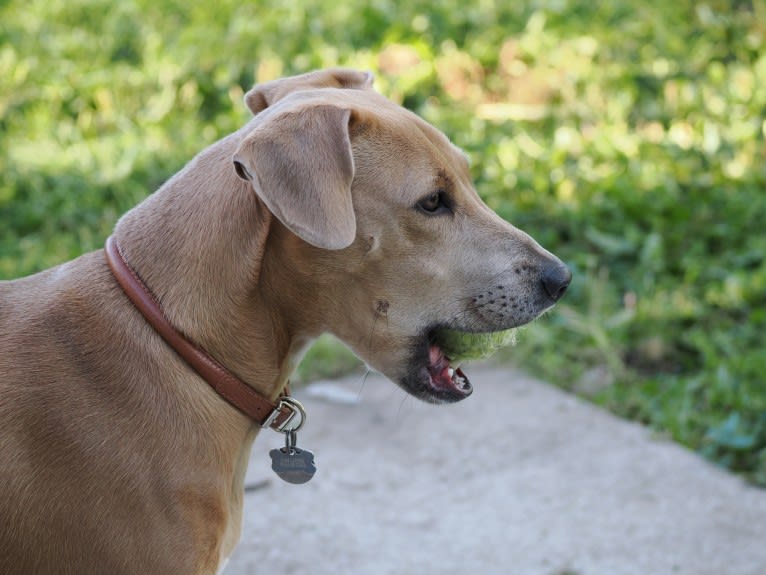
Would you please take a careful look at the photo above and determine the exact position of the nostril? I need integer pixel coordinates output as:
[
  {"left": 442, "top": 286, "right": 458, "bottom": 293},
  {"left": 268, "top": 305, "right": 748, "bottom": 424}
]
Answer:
[{"left": 541, "top": 263, "right": 572, "bottom": 301}]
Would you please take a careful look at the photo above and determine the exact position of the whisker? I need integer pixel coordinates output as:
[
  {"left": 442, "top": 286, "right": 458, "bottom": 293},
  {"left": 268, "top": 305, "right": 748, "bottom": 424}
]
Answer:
[
  {"left": 367, "top": 300, "right": 390, "bottom": 351},
  {"left": 367, "top": 313, "right": 379, "bottom": 351},
  {"left": 442, "top": 270, "right": 513, "bottom": 307},
  {"left": 395, "top": 392, "right": 411, "bottom": 425},
  {"left": 356, "top": 368, "right": 373, "bottom": 401}
]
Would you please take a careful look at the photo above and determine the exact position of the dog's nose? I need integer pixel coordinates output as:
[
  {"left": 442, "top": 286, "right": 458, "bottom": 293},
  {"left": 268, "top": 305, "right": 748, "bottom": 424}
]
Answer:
[{"left": 541, "top": 262, "right": 572, "bottom": 301}]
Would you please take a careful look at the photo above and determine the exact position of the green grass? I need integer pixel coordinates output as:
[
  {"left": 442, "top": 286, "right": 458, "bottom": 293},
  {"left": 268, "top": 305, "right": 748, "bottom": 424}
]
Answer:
[
  {"left": 295, "top": 335, "right": 365, "bottom": 384},
  {"left": 1, "top": 0, "right": 764, "bottom": 485}
]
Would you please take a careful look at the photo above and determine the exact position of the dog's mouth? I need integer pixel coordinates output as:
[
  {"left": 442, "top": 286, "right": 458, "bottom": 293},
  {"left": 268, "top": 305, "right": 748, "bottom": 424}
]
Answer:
[
  {"left": 399, "top": 332, "right": 473, "bottom": 404},
  {"left": 426, "top": 342, "right": 473, "bottom": 398}
]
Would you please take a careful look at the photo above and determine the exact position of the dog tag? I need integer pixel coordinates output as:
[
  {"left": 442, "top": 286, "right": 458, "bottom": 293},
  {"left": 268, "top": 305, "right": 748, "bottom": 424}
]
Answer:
[
  {"left": 269, "top": 446, "right": 316, "bottom": 484},
  {"left": 269, "top": 430, "right": 316, "bottom": 484}
]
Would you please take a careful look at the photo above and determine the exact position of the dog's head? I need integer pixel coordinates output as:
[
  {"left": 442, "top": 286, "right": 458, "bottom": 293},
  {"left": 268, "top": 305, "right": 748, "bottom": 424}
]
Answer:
[{"left": 233, "top": 69, "right": 570, "bottom": 404}]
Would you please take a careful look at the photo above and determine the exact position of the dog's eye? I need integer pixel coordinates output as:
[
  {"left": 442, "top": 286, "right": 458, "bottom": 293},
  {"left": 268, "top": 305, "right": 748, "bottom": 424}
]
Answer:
[{"left": 417, "top": 191, "right": 450, "bottom": 215}]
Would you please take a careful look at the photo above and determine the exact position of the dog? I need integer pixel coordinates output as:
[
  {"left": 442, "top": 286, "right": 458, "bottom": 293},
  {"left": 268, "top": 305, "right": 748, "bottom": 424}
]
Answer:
[{"left": 0, "top": 68, "right": 570, "bottom": 574}]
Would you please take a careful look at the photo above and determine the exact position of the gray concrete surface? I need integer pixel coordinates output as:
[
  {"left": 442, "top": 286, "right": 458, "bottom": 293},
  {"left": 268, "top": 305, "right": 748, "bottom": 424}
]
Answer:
[{"left": 224, "top": 367, "right": 766, "bottom": 575}]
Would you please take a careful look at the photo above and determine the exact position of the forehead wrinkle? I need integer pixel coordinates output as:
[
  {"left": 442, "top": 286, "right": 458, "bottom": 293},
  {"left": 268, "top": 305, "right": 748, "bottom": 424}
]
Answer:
[
  {"left": 415, "top": 118, "right": 469, "bottom": 166},
  {"left": 409, "top": 118, "right": 471, "bottom": 181},
  {"left": 435, "top": 168, "right": 454, "bottom": 191},
  {"left": 351, "top": 100, "right": 472, "bottom": 201}
]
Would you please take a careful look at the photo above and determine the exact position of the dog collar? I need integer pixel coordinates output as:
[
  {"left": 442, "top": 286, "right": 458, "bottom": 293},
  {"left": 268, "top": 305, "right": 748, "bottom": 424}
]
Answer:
[{"left": 103, "top": 235, "right": 301, "bottom": 432}]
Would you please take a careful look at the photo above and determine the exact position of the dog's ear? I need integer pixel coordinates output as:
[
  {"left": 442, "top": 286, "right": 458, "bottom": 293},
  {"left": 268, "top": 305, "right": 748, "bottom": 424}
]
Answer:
[
  {"left": 244, "top": 68, "right": 374, "bottom": 115},
  {"left": 233, "top": 105, "right": 356, "bottom": 250}
]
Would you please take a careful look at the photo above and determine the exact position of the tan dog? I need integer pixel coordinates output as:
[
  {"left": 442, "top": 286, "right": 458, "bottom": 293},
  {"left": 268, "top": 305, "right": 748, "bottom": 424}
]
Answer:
[{"left": 0, "top": 69, "right": 570, "bottom": 574}]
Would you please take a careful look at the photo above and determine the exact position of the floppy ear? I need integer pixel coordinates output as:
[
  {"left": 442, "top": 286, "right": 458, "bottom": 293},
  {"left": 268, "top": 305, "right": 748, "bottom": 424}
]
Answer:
[
  {"left": 233, "top": 105, "right": 356, "bottom": 250},
  {"left": 245, "top": 68, "right": 374, "bottom": 115}
]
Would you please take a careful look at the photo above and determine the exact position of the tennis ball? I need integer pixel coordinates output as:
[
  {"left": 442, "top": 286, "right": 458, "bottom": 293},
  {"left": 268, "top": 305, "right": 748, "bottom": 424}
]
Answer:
[{"left": 432, "top": 327, "right": 517, "bottom": 365}]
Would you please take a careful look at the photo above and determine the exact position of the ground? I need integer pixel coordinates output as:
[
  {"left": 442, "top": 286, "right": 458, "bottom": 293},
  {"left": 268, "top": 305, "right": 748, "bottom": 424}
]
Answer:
[{"left": 224, "top": 366, "right": 766, "bottom": 575}]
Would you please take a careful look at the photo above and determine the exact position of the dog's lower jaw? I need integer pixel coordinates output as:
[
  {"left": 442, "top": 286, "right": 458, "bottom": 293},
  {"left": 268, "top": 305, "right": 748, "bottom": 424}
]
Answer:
[{"left": 398, "top": 360, "right": 474, "bottom": 405}]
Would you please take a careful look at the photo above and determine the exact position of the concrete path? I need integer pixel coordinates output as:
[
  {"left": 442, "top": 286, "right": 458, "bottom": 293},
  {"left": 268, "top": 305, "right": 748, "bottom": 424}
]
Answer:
[{"left": 224, "top": 367, "right": 766, "bottom": 575}]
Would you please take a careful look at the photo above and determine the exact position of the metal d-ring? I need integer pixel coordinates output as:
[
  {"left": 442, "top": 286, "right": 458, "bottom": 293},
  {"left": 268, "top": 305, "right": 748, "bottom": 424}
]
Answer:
[{"left": 275, "top": 396, "right": 307, "bottom": 433}]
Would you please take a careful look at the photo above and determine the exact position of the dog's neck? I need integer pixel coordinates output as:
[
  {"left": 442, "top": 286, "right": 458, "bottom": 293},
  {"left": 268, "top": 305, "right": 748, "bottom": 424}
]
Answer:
[
  {"left": 112, "top": 128, "right": 312, "bottom": 402},
  {"left": 109, "top": 150, "right": 325, "bottom": 560}
]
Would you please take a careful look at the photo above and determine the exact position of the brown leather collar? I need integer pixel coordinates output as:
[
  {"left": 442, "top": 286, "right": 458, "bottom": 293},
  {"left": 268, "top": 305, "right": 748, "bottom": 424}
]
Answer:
[{"left": 104, "top": 235, "right": 297, "bottom": 430}]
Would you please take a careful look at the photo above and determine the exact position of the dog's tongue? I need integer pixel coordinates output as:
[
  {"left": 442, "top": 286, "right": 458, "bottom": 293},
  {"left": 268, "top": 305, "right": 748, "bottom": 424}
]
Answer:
[
  {"left": 428, "top": 345, "right": 451, "bottom": 385},
  {"left": 428, "top": 345, "right": 472, "bottom": 396}
]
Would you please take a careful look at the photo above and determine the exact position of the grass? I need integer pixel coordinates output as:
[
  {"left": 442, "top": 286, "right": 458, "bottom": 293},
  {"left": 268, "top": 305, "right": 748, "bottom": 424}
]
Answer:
[{"left": 1, "top": 0, "right": 764, "bottom": 485}]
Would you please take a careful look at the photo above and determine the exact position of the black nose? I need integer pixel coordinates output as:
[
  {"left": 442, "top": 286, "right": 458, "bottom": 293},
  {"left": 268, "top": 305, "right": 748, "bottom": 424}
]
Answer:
[{"left": 541, "top": 262, "right": 572, "bottom": 301}]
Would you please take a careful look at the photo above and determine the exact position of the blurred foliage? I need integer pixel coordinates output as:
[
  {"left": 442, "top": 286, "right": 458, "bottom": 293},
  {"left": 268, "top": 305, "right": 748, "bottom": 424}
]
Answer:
[{"left": 1, "top": 0, "right": 765, "bottom": 484}]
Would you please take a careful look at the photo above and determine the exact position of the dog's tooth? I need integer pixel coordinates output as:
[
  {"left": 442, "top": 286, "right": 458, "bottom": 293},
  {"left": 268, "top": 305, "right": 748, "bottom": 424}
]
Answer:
[{"left": 448, "top": 368, "right": 455, "bottom": 378}]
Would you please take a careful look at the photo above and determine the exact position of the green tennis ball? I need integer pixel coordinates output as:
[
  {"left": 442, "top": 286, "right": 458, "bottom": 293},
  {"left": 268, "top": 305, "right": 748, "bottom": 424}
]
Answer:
[{"left": 433, "top": 327, "right": 517, "bottom": 365}]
